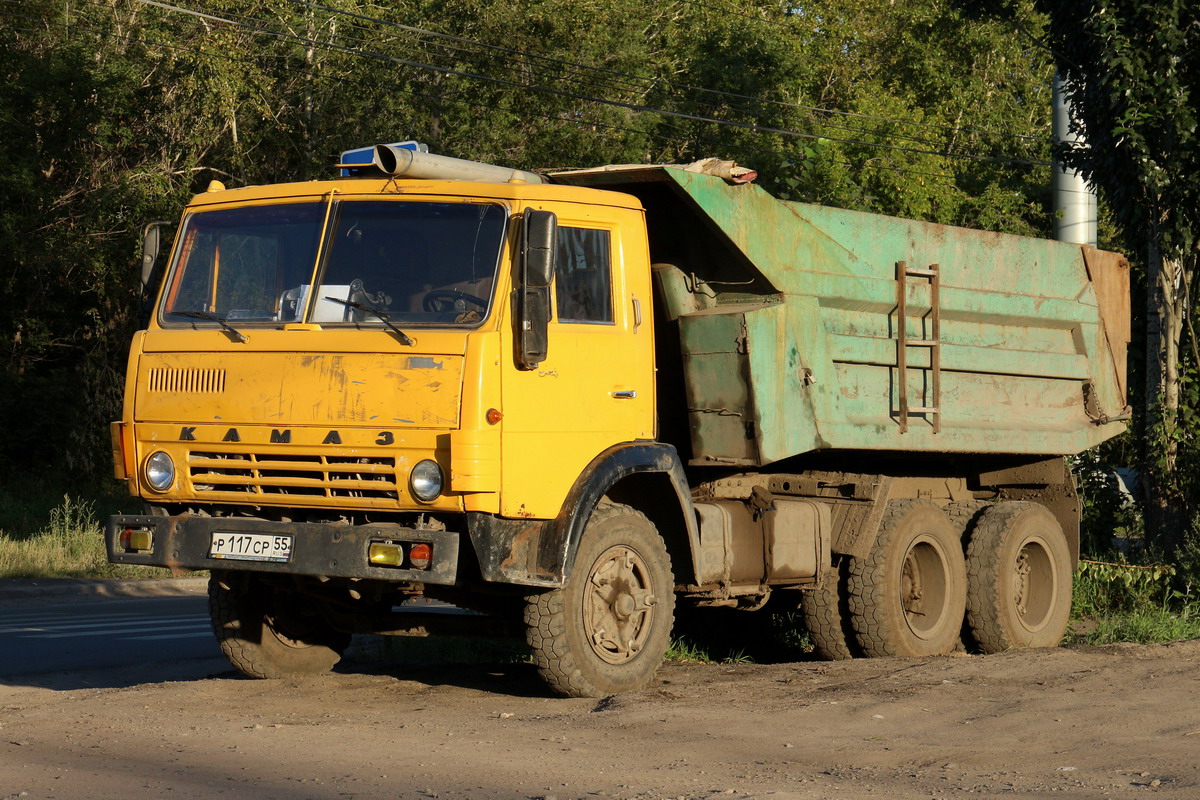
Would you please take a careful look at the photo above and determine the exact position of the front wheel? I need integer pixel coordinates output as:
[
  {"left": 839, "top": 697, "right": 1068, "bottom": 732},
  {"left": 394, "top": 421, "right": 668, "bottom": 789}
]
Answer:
[
  {"left": 847, "top": 500, "right": 967, "bottom": 658},
  {"left": 208, "top": 572, "right": 351, "bottom": 679},
  {"left": 965, "top": 502, "right": 1073, "bottom": 652},
  {"left": 525, "top": 503, "right": 675, "bottom": 697}
]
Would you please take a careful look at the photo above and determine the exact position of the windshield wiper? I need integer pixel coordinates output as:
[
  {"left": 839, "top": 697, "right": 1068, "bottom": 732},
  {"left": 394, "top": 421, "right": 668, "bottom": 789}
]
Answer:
[
  {"left": 323, "top": 297, "right": 415, "bottom": 346},
  {"left": 172, "top": 310, "right": 248, "bottom": 343}
]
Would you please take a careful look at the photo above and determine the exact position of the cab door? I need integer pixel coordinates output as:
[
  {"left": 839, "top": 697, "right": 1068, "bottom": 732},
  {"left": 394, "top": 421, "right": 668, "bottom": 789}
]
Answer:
[{"left": 499, "top": 204, "right": 654, "bottom": 519}]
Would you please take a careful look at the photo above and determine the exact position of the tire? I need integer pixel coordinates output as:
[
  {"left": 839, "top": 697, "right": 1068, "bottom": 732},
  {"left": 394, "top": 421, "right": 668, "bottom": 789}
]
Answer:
[
  {"left": 944, "top": 501, "right": 990, "bottom": 540},
  {"left": 847, "top": 500, "right": 967, "bottom": 658},
  {"left": 943, "top": 500, "right": 991, "bottom": 653},
  {"left": 208, "top": 572, "right": 351, "bottom": 679},
  {"left": 965, "top": 501, "right": 1073, "bottom": 652},
  {"left": 525, "top": 502, "right": 675, "bottom": 698},
  {"left": 800, "top": 561, "right": 861, "bottom": 660}
]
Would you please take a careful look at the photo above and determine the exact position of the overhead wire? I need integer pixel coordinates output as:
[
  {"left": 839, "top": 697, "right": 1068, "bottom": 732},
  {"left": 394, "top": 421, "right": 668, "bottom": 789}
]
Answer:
[
  {"left": 124, "top": 0, "right": 1049, "bottom": 168},
  {"left": 117, "top": 0, "right": 1047, "bottom": 159},
  {"left": 5, "top": 4, "right": 972, "bottom": 189},
  {"left": 10, "top": 0, "right": 1047, "bottom": 188},
  {"left": 18, "top": 0, "right": 1051, "bottom": 161},
  {"left": 286, "top": 0, "right": 1050, "bottom": 149},
  {"left": 39, "top": 0, "right": 1042, "bottom": 167}
]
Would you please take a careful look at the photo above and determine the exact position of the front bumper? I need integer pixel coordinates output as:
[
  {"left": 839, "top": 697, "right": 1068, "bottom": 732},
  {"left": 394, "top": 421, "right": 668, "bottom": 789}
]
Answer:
[{"left": 106, "top": 514, "right": 459, "bottom": 584}]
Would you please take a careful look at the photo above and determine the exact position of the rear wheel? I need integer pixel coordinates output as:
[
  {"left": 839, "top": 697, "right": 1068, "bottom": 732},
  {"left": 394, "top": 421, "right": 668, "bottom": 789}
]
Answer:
[
  {"left": 800, "top": 561, "right": 860, "bottom": 660},
  {"left": 525, "top": 503, "right": 675, "bottom": 697},
  {"left": 944, "top": 500, "right": 991, "bottom": 652},
  {"left": 965, "top": 502, "right": 1073, "bottom": 652},
  {"left": 847, "top": 500, "right": 967, "bottom": 657},
  {"left": 208, "top": 572, "right": 351, "bottom": 679}
]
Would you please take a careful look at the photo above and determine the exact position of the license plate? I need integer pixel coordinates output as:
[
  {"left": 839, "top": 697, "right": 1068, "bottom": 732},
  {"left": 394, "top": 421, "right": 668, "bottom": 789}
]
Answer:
[{"left": 209, "top": 532, "right": 293, "bottom": 563}]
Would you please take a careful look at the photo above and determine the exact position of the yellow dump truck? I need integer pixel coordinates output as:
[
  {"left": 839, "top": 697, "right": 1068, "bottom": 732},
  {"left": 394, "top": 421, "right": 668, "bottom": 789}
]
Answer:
[{"left": 108, "top": 147, "right": 1129, "bottom": 696}]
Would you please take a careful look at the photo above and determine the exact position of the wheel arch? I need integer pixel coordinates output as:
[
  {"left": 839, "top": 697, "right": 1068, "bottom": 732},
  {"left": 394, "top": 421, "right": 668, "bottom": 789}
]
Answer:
[
  {"left": 467, "top": 442, "right": 699, "bottom": 587},
  {"left": 602, "top": 469, "right": 695, "bottom": 586}
]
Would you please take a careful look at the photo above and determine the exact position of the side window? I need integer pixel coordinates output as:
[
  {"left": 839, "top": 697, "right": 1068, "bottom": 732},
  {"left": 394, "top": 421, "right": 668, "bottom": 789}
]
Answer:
[{"left": 554, "top": 227, "right": 613, "bottom": 323}]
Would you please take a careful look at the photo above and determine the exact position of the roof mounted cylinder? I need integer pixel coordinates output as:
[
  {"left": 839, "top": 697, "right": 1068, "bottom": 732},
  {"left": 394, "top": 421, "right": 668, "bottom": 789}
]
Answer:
[{"left": 372, "top": 145, "right": 547, "bottom": 185}]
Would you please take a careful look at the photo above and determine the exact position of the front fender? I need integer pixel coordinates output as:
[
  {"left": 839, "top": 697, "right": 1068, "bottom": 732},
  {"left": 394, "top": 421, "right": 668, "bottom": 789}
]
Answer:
[{"left": 467, "top": 442, "right": 697, "bottom": 587}]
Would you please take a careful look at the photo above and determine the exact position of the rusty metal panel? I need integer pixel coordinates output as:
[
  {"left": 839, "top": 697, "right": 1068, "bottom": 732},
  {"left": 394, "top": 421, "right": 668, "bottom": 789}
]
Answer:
[
  {"left": 137, "top": 351, "right": 463, "bottom": 428},
  {"left": 1081, "top": 245, "right": 1131, "bottom": 403},
  {"left": 657, "top": 168, "right": 1128, "bottom": 462},
  {"left": 678, "top": 308, "right": 758, "bottom": 464}
]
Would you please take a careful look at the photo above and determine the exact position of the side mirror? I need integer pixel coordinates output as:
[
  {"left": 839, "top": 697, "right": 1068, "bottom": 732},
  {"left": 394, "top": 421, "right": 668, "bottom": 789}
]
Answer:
[
  {"left": 140, "top": 221, "right": 174, "bottom": 328},
  {"left": 518, "top": 211, "right": 556, "bottom": 369},
  {"left": 522, "top": 210, "right": 556, "bottom": 288},
  {"left": 141, "top": 221, "right": 174, "bottom": 295}
]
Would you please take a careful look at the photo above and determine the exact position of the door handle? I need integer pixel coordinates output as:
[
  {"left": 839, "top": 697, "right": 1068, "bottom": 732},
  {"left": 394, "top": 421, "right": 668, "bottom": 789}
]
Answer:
[{"left": 611, "top": 390, "right": 637, "bottom": 399}]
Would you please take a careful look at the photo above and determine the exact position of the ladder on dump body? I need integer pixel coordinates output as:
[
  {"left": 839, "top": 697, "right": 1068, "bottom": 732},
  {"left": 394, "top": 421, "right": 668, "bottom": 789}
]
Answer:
[{"left": 896, "top": 261, "right": 941, "bottom": 434}]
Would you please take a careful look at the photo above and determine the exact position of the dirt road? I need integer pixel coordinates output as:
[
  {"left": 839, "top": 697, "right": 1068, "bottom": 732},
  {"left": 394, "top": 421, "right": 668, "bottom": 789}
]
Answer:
[{"left": 3, "top": 637, "right": 1198, "bottom": 800}]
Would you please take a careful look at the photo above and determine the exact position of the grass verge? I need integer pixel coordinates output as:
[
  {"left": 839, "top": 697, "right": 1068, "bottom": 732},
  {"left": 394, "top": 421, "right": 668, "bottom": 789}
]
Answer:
[
  {"left": 0, "top": 488, "right": 182, "bottom": 580},
  {"left": 1065, "top": 558, "right": 1200, "bottom": 645}
]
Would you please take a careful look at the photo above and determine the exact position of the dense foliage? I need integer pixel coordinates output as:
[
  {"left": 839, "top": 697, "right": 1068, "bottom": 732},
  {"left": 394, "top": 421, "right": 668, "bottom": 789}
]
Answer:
[
  {"left": 2, "top": 0, "right": 1058, "bottom": 478},
  {"left": 1034, "top": 0, "right": 1200, "bottom": 550}
]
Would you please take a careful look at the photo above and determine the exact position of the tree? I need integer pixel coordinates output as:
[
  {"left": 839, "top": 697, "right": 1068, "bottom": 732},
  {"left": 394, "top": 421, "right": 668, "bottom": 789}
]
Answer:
[
  {"left": 1035, "top": 0, "right": 1200, "bottom": 549},
  {"left": 0, "top": 0, "right": 1065, "bottom": 482}
]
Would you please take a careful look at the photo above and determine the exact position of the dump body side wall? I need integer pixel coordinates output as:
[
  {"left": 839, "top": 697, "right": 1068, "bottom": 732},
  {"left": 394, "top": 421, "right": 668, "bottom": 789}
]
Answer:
[{"left": 568, "top": 168, "right": 1129, "bottom": 465}]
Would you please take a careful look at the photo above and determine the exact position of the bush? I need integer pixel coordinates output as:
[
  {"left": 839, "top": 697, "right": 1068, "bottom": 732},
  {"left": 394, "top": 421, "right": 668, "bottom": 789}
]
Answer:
[{"left": 1068, "top": 557, "right": 1200, "bottom": 645}]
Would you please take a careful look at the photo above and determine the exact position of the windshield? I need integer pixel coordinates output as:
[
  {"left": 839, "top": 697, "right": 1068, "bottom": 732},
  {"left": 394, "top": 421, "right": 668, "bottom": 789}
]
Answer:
[
  {"left": 160, "top": 199, "right": 507, "bottom": 327},
  {"left": 162, "top": 203, "right": 322, "bottom": 323}
]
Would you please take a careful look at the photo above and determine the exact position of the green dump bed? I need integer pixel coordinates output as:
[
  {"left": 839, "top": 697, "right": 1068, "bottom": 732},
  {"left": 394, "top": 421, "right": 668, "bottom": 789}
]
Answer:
[{"left": 552, "top": 165, "right": 1130, "bottom": 467}]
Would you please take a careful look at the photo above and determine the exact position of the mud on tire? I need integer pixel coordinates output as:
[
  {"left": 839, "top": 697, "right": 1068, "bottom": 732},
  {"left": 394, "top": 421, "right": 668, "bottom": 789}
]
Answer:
[
  {"left": 800, "top": 560, "right": 861, "bottom": 660},
  {"left": 208, "top": 572, "right": 351, "bottom": 679},
  {"left": 847, "top": 499, "right": 967, "bottom": 658},
  {"left": 524, "top": 502, "right": 675, "bottom": 698},
  {"left": 965, "top": 501, "right": 1073, "bottom": 652}
]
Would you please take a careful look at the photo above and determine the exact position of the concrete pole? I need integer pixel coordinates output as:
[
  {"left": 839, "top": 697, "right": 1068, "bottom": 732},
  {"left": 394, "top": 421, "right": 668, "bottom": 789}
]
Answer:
[{"left": 1052, "top": 73, "right": 1098, "bottom": 246}]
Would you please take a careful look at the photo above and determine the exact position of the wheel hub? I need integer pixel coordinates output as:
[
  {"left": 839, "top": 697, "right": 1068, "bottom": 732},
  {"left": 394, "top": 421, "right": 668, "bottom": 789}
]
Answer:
[
  {"left": 1012, "top": 537, "right": 1057, "bottom": 631},
  {"left": 899, "top": 538, "right": 951, "bottom": 639},
  {"left": 1013, "top": 549, "right": 1031, "bottom": 618},
  {"left": 584, "top": 546, "right": 658, "bottom": 665}
]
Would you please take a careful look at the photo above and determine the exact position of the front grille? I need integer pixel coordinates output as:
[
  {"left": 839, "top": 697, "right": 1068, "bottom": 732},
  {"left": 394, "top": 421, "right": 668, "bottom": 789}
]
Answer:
[
  {"left": 149, "top": 368, "right": 226, "bottom": 393},
  {"left": 189, "top": 450, "right": 398, "bottom": 501}
]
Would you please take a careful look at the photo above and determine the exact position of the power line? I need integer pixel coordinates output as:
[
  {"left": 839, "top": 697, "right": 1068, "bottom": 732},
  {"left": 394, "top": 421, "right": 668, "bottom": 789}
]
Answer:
[
  {"left": 288, "top": 0, "right": 1050, "bottom": 147},
  {"left": 7, "top": 4, "right": 980, "bottom": 190},
  {"left": 62, "top": 0, "right": 1043, "bottom": 164},
  {"left": 125, "top": 0, "right": 1050, "bottom": 168},
  {"left": 272, "top": 1, "right": 1006, "bottom": 156},
  {"left": 14, "top": 0, "right": 1052, "bottom": 163},
  {"left": 127, "top": 0, "right": 1042, "bottom": 156}
]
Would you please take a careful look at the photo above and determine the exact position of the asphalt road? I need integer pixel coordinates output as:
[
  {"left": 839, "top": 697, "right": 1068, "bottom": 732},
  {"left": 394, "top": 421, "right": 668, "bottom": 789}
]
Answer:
[{"left": 0, "top": 590, "right": 224, "bottom": 686}]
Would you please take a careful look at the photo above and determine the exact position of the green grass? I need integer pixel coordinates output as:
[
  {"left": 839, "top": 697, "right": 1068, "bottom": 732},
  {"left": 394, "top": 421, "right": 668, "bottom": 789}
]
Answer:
[
  {"left": 665, "top": 637, "right": 716, "bottom": 663},
  {"left": 0, "top": 487, "right": 175, "bottom": 580},
  {"left": 1070, "top": 609, "right": 1200, "bottom": 645},
  {"left": 1065, "top": 558, "right": 1200, "bottom": 646},
  {"left": 665, "top": 607, "right": 813, "bottom": 664}
]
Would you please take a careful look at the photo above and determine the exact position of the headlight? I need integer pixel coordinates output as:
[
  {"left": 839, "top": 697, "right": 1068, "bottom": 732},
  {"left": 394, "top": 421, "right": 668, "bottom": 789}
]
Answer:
[
  {"left": 144, "top": 451, "right": 175, "bottom": 492},
  {"left": 409, "top": 459, "right": 443, "bottom": 502}
]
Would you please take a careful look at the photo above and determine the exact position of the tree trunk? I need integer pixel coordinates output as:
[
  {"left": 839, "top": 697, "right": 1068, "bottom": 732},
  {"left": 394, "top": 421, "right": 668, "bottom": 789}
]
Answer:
[{"left": 1142, "top": 233, "right": 1189, "bottom": 552}]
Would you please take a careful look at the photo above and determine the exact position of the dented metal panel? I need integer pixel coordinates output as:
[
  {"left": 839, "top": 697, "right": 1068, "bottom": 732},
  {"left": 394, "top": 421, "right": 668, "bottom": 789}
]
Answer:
[
  {"left": 598, "top": 166, "right": 1128, "bottom": 464},
  {"left": 136, "top": 351, "right": 463, "bottom": 428}
]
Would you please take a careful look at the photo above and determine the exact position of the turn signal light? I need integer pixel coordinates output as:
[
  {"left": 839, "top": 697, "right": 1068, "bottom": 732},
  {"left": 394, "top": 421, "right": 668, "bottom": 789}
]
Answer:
[{"left": 409, "top": 543, "right": 432, "bottom": 570}]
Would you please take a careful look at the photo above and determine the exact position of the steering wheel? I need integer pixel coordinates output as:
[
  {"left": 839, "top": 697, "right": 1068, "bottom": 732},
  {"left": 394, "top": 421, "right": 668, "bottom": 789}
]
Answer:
[{"left": 423, "top": 289, "right": 487, "bottom": 313}]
